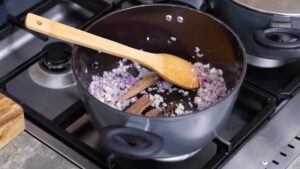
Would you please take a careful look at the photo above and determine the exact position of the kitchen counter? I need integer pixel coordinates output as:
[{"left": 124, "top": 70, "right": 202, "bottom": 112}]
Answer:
[{"left": 0, "top": 132, "right": 79, "bottom": 169}]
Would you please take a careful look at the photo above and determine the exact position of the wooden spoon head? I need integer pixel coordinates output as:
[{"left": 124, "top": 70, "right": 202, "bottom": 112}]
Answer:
[{"left": 153, "top": 53, "right": 199, "bottom": 89}]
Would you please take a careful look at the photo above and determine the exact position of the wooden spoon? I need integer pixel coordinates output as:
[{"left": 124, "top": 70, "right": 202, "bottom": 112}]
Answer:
[{"left": 25, "top": 13, "right": 199, "bottom": 89}]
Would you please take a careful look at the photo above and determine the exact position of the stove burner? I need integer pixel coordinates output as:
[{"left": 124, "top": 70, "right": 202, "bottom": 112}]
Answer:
[
  {"left": 28, "top": 42, "right": 76, "bottom": 89},
  {"left": 42, "top": 42, "right": 72, "bottom": 71}
]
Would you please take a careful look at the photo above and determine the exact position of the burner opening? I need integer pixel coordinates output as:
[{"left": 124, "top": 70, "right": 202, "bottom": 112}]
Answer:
[{"left": 41, "top": 42, "right": 72, "bottom": 72}]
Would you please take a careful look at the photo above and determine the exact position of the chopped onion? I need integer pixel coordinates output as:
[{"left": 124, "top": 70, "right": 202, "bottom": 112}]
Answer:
[{"left": 89, "top": 59, "right": 228, "bottom": 116}]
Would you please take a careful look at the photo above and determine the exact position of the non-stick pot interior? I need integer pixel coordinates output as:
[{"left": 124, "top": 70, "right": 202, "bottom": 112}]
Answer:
[{"left": 72, "top": 5, "right": 245, "bottom": 113}]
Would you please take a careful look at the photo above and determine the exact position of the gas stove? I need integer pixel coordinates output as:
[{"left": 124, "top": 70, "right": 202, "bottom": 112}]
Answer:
[{"left": 1, "top": 0, "right": 300, "bottom": 169}]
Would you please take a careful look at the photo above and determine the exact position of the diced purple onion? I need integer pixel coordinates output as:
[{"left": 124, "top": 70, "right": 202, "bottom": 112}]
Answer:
[{"left": 89, "top": 59, "right": 228, "bottom": 116}]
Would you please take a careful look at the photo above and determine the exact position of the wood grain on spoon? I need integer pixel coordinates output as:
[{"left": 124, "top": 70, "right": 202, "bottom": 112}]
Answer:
[
  {"left": 119, "top": 74, "right": 156, "bottom": 101},
  {"left": 25, "top": 13, "right": 199, "bottom": 89}
]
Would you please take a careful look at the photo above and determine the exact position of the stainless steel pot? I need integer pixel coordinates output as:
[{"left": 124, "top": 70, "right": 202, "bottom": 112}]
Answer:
[
  {"left": 209, "top": 0, "right": 300, "bottom": 68},
  {"left": 72, "top": 4, "right": 246, "bottom": 161}
]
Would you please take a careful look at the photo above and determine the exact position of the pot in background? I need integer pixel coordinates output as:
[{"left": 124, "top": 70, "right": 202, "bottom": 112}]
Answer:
[
  {"left": 72, "top": 4, "right": 246, "bottom": 161},
  {"left": 209, "top": 0, "right": 300, "bottom": 68}
]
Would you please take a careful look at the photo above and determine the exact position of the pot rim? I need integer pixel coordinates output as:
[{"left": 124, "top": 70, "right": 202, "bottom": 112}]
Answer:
[{"left": 71, "top": 4, "right": 247, "bottom": 121}]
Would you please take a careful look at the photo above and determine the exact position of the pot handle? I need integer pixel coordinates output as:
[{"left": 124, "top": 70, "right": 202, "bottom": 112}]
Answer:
[
  {"left": 99, "top": 126, "right": 163, "bottom": 159},
  {"left": 254, "top": 27, "right": 300, "bottom": 49}
]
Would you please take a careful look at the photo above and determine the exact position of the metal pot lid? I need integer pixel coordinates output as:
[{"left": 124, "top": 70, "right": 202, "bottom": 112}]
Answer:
[{"left": 231, "top": 0, "right": 300, "bottom": 16}]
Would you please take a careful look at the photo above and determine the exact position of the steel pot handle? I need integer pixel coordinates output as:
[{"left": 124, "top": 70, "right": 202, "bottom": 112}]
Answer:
[
  {"left": 99, "top": 126, "right": 163, "bottom": 159},
  {"left": 254, "top": 27, "right": 300, "bottom": 49}
]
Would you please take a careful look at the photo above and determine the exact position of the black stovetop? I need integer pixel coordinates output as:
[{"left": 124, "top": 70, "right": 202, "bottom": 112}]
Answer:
[{"left": 0, "top": 0, "right": 300, "bottom": 169}]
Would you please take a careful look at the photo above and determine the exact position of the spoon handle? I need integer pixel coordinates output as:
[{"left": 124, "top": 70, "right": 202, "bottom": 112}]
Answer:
[{"left": 25, "top": 13, "right": 154, "bottom": 63}]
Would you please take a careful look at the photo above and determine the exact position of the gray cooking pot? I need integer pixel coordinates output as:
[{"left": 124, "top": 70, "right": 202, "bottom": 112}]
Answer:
[
  {"left": 72, "top": 4, "right": 246, "bottom": 160},
  {"left": 209, "top": 0, "right": 300, "bottom": 68}
]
